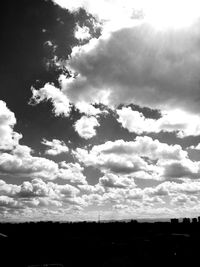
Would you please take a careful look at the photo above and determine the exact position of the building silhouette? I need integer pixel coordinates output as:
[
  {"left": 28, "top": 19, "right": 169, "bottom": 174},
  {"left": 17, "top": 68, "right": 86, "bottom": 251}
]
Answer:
[
  {"left": 182, "top": 218, "right": 190, "bottom": 224},
  {"left": 171, "top": 218, "right": 179, "bottom": 224},
  {"left": 192, "top": 218, "right": 197, "bottom": 224}
]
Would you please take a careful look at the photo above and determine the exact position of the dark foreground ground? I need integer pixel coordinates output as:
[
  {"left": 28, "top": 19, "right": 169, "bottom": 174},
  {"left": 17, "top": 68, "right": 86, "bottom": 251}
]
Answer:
[{"left": 0, "top": 221, "right": 200, "bottom": 267}]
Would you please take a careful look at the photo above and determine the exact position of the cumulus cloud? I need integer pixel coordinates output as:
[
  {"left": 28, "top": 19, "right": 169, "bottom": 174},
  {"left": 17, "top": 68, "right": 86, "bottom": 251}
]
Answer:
[
  {"left": 0, "top": 180, "right": 20, "bottom": 196},
  {"left": 75, "top": 101, "right": 102, "bottom": 116},
  {"left": 0, "top": 145, "right": 59, "bottom": 179},
  {"left": 171, "top": 194, "right": 198, "bottom": 206},
  {"left": 73, "top": 136, "right": 198, "bottom": 180},
  {"left": 161, "top": 159, "right": 200, "bottom": 179},
  {"left": 74, "top": 115, "right": 100, "bottom": 139},
  {"left": 74, "top": 146, "right": 150, "bottom": 175},
  {"left": 78, "top": 183, "right": 105, "bottom": 194},
  {"left": 74, "top": 24, "right": 91, "bottom": 41},
  {"left": 30, "top": 83, "right": 71, "bottom": 117},
  {"left": 117, "top": 107, "right": 200, "bottom": 137},
  {"left": 153, "top": 180, "right": 200, "bottom": 196},
  {"left": 58, "top": 162, "right": 87, "bottom": 184},
  {"left": 2, "top": 173, "right": 200, "bottom": 220},
  {"left": 99, "top": 173, "right": 136, "bottom": 188},
  {"left": 81, "top": 178, "right": 200, "bottom": 210},
  {"left": 42, "top": 138, "right": 69, "bottom": 156},
  {"left": 0, "top": 100, "right": 88, "bottom": 186},
  {"left": 17, "top": 178, "right": 80, "bottom": 199},
  {"left": 0, "top": 178, "right": 88, "bottom": 217},
  {"left": 58, "top": 21, "right": 200, "bottom": 117},
  {"left": 0, "top": 196, "right": 20, "bottom": 209},
  {"left": 0, "top": 100, "right": 22, "bottom": 150},
  {"left": 74, "top": 136, "right": 187, "bottom": 163},
  {"left": 0, "top": 144, "right": 87, "bottom": 183}
]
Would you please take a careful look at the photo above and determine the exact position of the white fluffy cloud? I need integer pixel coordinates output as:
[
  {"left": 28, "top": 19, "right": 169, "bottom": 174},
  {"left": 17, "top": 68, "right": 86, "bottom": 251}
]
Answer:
[
  {"left": 0, "top": 145, "right": 59, "bottom": 178},
  {"left": 74, "top": 115, "right": 100, "bottom": 139},
  {"left": 0, "top": 178, "right": 87, "bottom": 217},
  {"left": 0, "top": 196, "right": 20, "bottom": 209},
  {"left": 0, "top": 100, "right": 22, "bottom": 150},
  {"left": 0, "top": 144, "right": 87, "bottom": 183},
  {"left": 75, "top": 136, "right": 187, "bottom": 162},
  {"left": 2, "top": 172, "right": 200, "bottom": 220},
  {"left": 117, "top": 107, "right": 200, "bottom": 137},
  {"left": 42, "top": 138, "right": 69, "bottom": 156},
  {"left": 58, "top": 162, "right": 87, "bottom": 184},
  {"left": 17, "top": 178, "right": 80, "bottom": 199},
  {"left": 73, "top": 136, "right": 199, "bottom": 180},
  {"left": 30, "top": 83, "right": 71, "bottom": 117},
  {"left": 74, "top": 24, "right": 91, "bottom": 41},
  {"left": 0, "top": 180, "right": 20, "bottom": 196},
  {"left": 99, "top": 173, "right": 136, "bottom": 188},
  {"left": 74, "top": 146, "right": 150, "bottom": 175},
  {"left": 75, "top": 101, "right": 102, "bottom": 116}
]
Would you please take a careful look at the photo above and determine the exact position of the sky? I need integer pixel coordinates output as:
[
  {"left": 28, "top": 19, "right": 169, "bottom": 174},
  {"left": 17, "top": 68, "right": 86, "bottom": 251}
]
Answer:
[{"left": 1, "top": 0, "right": 200, "bottom": 221}]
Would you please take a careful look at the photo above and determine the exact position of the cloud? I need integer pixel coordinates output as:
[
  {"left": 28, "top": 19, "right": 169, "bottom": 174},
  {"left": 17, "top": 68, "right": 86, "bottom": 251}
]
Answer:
[
  {"left": 30, "top": 83, "right": 71, "bottom": 117},
  {"left": 78, "top": 183, "right": 105, "bottom": 194},
  {"left": 156, "top": 180, "right": 200, "bottom": 195},
  {"left": 117, "top": 107, "right": 200, "bottom": 137},
  {"left": 2, "top": 174, "right": 200, "bottom": 220},
  {"left": 53, "top": 0, "right": 200, "bottom": 32},
  {"left": 74, "top": 146, "right": 149, "bottom": 175},
  {"left": 18, "top": 179, "right": 52, "bottom": 198},
  {"left": 74, "top": 115, "right": 100, "bottom": 139},
  {"left": 0, "top": 145, "right": 59, "bottom": 179},
  {"left": 74, "top": 136, "right": 186, "bottom": 162},
  {"left": 74, "top": 24, "right": 91, "bottom": 41},
  {"left": 75, "top": 101, "right": 102, "bottom": 116},
  {"left": 59, "top": 21, "right": 200, "bottom": 116},
  {"left": 53, "top": 0, "right": 139, "bottom": 32},
  {"left": 189, "top": 143, "right": 200, "bottom": 150},
  {"left": 79, "top": 178, "right": 200, "bottom": 210},
  {"left": 0, "top": 100, "right": 22, "bottom": 150},
  {"left": 17, "top": 178, "right": 80, "bottom": 199},
  {"left": 0, "top": 144, "right": 87, "bottom": 183},
  {"left": 0, "top": 101, "right": 89, "bottom": 184},
  {"left": 0, "top": 178, "right": 87, "bottom": 217},
  {"left": 99, "top": 173, "right": 136, "bottom": 188},
  {"left": 171, "top": 194, "right": 198, "bottom": 206},
  {"left": 160, "top": 159, "right": 200, "bottom": 179},
  {"left": 42, "top": 138, "right": 69, "bottom": 155},
  {"left": 0, "top": 180, "right": 20, "bottom": 196},
  {"left": 58, "top": 162, "right": 87, "bottom": 184},
  {"left": 73, "top": 136, "right": 195, "bottom": 180},
  {"left": 0, "top": 196, "right": 20, "bottom": 209}
]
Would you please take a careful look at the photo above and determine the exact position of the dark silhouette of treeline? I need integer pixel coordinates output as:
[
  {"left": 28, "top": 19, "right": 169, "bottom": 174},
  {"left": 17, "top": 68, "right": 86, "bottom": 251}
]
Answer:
[{"left": 1, "top": 219, "right": 200, "bottom": 267}]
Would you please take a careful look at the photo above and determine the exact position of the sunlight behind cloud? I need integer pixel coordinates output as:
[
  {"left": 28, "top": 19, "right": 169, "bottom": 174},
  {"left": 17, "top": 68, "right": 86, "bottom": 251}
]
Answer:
[
  {"left": 141, "top": 0, "right": 200, "bottom": 30},
  {"left": 54, "top": 0, "right": 200, "bottom": 31}
]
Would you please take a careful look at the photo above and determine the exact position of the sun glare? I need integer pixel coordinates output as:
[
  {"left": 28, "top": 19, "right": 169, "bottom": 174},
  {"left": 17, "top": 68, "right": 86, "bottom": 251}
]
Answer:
[{"left": 140, "top": 0, "right": 200, "bottom": 30}]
